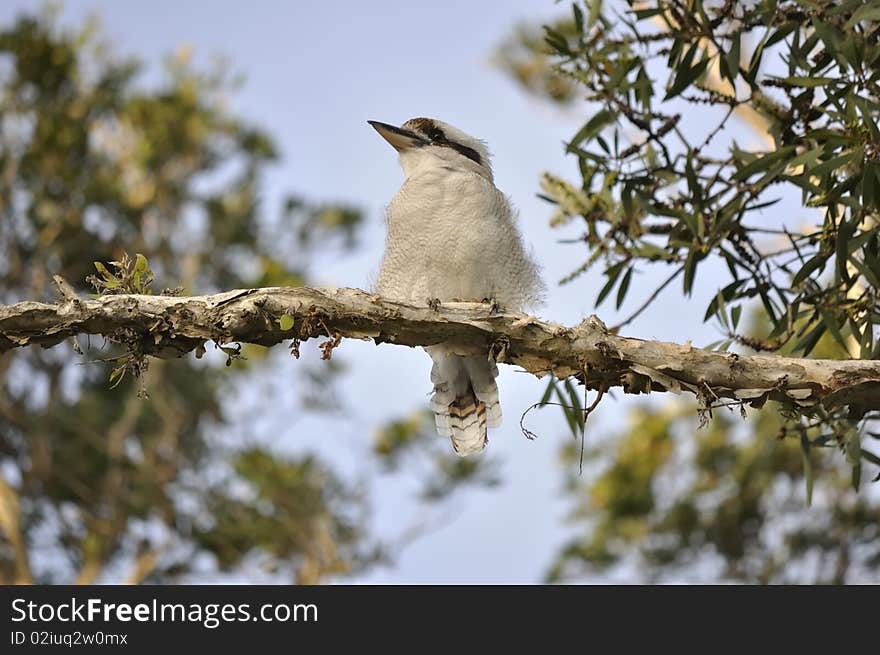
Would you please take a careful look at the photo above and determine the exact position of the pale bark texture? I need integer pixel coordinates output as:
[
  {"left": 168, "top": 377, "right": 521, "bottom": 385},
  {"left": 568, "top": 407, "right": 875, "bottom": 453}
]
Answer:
[{"left": 1, "top": 283, "right": 879, "bottom": 413}]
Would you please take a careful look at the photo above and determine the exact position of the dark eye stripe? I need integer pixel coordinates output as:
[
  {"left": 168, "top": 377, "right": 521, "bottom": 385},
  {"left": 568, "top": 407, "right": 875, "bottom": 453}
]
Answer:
[
  {"left": 403, "top": 118, "right": 483, "bottom": 166},
  {"left": 443, "top": 142, "right": 482, "bottom": 166}
]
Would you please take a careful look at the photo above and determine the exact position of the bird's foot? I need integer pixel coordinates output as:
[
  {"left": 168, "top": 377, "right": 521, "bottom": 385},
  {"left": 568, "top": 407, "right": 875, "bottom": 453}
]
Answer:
[
  {"left": 426, "top": 297, "right": 442, "bottom": 312},
  {"left": 490, "top": 335, "right": 510, "bottom": 362},
  {"left": 481, "top": 297, "right": 503, "bottom": 315}
]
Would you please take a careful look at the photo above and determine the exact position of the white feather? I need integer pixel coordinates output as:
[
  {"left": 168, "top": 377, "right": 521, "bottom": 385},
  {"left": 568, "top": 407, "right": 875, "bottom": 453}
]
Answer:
[{"left": 372, "top": 117, "right": 544, "bottom": 455}]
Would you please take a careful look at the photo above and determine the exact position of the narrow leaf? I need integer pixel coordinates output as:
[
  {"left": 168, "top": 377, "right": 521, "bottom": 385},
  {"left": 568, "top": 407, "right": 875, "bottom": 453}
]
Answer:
[{"left": 616, "top": 266, "right": 634, "bottom": 309}]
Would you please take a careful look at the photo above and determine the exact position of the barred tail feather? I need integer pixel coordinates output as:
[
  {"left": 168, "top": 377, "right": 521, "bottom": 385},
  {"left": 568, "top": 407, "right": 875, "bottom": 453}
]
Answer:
[
  {"left": 426, "top": 346, "right": 501, "bottom": 456},
  {"left": 461, "top": 355, "right": 502, "bottom": 428}
]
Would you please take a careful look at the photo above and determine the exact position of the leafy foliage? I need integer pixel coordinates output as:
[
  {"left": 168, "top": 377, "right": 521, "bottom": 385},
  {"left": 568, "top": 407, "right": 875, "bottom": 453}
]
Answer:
[
  {"left": 193, "top": 449, "right": 369, "bottom": 584},
  {"left": 525, "top": 0, "right": 880, "bottom": 366},
  {"left": 372, "top": 410, "right": 502, "bottom": 502},
  {"left": 88, "top": 252, "right": 154, "bottom": 295},
  {"left": 506, "top": 0, "right": 880, "bottom": 475},
  {"left": 4, "top": 1, "right": 880, "bottom": 586},
  {"left": 498, "top": 0, "right": 880, "bottom": 583},
  {"left": 495, "top": 18, "right": 582, "bottom": 103},
  {"left": 0, "top": 9, "right": 368, "bottom": 583},
  {"left": 549, "top": 401, "right": 880, "bottom": 583},
  {"left": 0, "top": 8, "right": 501, "bottom": 585}
]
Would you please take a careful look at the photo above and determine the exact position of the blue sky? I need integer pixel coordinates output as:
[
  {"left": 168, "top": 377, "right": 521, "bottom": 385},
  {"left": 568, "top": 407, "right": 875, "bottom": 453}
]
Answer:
[{"left": 1, "top": 0, "right": 774, "bottom": 583}]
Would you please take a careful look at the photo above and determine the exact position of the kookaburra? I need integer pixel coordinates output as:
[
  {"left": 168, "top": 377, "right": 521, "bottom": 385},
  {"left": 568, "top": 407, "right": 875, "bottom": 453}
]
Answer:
[{"left": 369, "top": 117, "right": 544, "bottom": 456}]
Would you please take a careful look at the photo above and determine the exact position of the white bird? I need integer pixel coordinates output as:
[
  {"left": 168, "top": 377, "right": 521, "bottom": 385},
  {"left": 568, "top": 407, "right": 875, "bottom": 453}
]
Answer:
[{"left": 369, "top": 117, "right": 544, "bottom": 456}]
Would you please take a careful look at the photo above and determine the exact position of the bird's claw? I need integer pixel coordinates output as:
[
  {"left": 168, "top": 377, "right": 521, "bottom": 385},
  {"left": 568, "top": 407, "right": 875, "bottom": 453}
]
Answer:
[
  {"left": 482, "top": 297, "right": 502, "bottom": 315},
  {"left": 426, "top": 297, "right": 442, "bottom": 312}
]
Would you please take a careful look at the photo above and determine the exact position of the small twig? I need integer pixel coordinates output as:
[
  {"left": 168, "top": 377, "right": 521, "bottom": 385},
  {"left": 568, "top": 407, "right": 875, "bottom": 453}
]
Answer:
[
  {"left": 519, "top": 381, "right": 606, "bottom": 476},
  {"left": 579, "top": 384, "right": 606, "bottom": 475},
  {"left": 519, "top": 400, "right": 566, "bottom": 441},
  {"left": 611, "top": 265, "right": 683, "bottom": 331},
  {"left": 694, "top": 105, "right": 736, "bottom": 154}
]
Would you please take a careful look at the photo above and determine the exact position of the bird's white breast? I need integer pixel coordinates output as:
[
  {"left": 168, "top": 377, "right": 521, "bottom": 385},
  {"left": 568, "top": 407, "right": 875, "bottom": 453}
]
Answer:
[{"left": 376, "top": 167, "right": 511, "bottom": 304}]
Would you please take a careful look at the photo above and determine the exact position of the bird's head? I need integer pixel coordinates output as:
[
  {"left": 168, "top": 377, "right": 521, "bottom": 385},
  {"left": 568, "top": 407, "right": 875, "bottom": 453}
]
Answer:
[{"left": 368, "top": 117, "right": 492, "bottom": 181}]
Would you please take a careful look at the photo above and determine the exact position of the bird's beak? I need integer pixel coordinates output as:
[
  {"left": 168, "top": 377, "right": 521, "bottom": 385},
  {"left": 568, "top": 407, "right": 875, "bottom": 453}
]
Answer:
[{"left": 368, "top": 120, "right": 426, "bottom": 151}]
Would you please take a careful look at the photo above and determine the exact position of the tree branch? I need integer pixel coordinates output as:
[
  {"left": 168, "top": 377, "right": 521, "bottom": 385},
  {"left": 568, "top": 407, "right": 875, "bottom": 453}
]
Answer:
[{"left": 1, "top": 285, "right": 878, "bottom": 413}]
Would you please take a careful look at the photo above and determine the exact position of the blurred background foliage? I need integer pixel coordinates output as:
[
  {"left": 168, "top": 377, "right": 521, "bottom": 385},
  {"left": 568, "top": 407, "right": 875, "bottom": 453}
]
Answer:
[
  {"left": 0, "top": 7, "right": 493, "bottom": 584},
  {"left": 548, "top": 323, "right": 880, "bottom": 583},
  {"left": 2, "top": 1, "right": 880, "bottom": 584}
]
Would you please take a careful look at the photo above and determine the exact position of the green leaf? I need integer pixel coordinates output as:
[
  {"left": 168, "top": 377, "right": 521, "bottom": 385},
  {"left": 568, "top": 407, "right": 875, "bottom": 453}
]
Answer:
[
  {"left": 844, "top": 4, "right": 880, "bottom": 29},
  {"left": 791, "top": 253, "right": 828, "bottom": 286},
  {"left": 554, "top": 383, "right": 581, "bottom": 438},
  {"left": 684, "top": 155, "right": 704, "bottom": 221},
  {"left": 767, "top": 21, "right": 797, "bottom": 48},
  {"left": 862, "top": 162, "right": 879, "bottom": 210},
  {"left": 714, "top": 290, "right": 730, "bottom": 329},
  {"left": 538, "top": 377, "right": 556, "bottom": 406},
  {"left": 634, "top": 66, "right": 653, "bottom": 109},
  {"left": 818, "top": 308, "right": 847, "bottom": 353},
  {"left": 572, "top": 2, "right": 584, "bottom": 32},
  {"left": 745, "top": 29, "right": 770, "bottom": 85},
  {"left": 731, "top": 305, "right": 742, "bottom": 330},
  {"left": 664, "top": 56, "right": 711, "bottom": 101},
  {"left": 93, "top": 261, "right": 121, "bottom": 288},
  {"left": 544, "top": 26, "right": 571, "bottom": 55},
  {"left": 857, "top": 99, "right": 880, "bottom": 142},
  {"left": 596, "top": 261, "right": 625, "bottom": 306},
  {"left": 278, "top": 314, "right": 294, "bottom": 331},
  {"left": 568, "top": 109, "right": 615, "bottom": 150},
  {"left": 616, "top": 266, "right": 633, "bottom": 309},
  {"left": 563, "top": 378, "right": 584, "bottom": 433},
  {"left": 132, "top": 253, "right": 150, "bottom": 293},
  {"left": 725, "top": 32, "right": 742, "bottom": 81},
  {"left": 631, "top": 7, "right": 665, "bottom": 19},
  {"left": 846, "top": 251, "right": 880, "bottom": 290},
  {"left": 703, "top": 279, "right": 746, "bottom": 321},
  {"left": 835, "top": 216, "right": 858, "bottom": 284},
  {"left": 859, "top": 239, "right": 880, "bottom": 285},
  {"left": 795, "top": 321, "right": 825, "bottom": 356},
  {"left": 811, "top": 17, "right": 843, "bottom": 57},
  {"left": 733, "top": 146, "right": 795, "bottom": 181},
  {"left": 785, "top": 146, "right": 823, "bottom": 171},
  {"left": 807, "top": 150, "right": 860, "bottom": 179},
  {"left": 683, "top": 250, "right": 701, "bottom": 296},
  {"left": 133, "top": 253, "right": 148, "bottom": 278}
]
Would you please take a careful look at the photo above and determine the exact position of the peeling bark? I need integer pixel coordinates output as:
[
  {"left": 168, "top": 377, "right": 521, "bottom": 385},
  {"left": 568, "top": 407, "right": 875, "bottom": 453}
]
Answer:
[{"left": 1, "top": 284, "right": 879, "bottom": 413}]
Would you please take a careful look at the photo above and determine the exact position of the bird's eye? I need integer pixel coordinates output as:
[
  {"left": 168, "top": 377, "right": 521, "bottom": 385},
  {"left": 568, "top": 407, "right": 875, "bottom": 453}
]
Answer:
[{"left": 429, "top": 128, "right": 444, "bottom": 141}]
